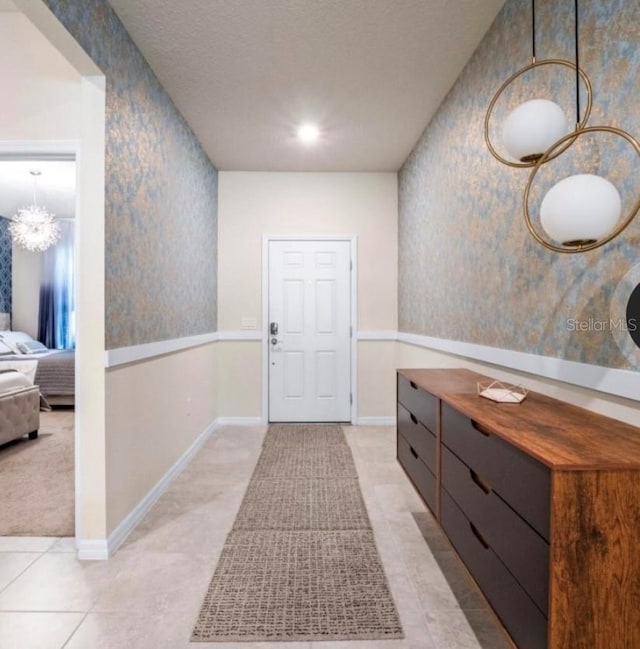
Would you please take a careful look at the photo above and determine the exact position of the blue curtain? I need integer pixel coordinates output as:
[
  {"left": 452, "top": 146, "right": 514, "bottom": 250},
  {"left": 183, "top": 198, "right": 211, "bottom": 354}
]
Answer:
[{"left": 38, "top": 221, "right": 75, "bottom": 349}]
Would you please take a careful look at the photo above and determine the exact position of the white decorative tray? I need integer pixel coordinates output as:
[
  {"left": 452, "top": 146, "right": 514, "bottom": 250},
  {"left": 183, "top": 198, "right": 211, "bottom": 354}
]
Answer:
[{"left": 477, "top": 380, "right": 528, "bottom": 404}]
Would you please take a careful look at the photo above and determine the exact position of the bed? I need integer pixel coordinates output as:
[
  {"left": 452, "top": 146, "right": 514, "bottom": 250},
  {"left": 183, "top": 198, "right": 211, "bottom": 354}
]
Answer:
[{"left": 0, "top": 326, "right": 75, "bottom": 407}]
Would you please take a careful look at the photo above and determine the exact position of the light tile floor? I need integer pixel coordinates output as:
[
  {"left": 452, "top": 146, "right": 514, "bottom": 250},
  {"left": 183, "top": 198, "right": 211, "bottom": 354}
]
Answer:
[{"left": 0, "top": 424, "right": 513, "bottom": 649}]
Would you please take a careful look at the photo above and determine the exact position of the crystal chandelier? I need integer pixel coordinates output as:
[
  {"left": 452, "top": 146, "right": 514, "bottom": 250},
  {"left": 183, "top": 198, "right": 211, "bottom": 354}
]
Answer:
[{"left": 9, "top": 170, "right": 60, "bottom": 252}]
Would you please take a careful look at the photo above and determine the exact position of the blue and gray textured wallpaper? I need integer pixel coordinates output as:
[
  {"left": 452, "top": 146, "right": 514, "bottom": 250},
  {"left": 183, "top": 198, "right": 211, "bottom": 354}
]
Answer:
[
  {"left": 0, "top": 221, "right": 11, "bottom": 316},
  {"left": 399, "top": 0, "right": 640, "bottom": 370},
  {"left": 43, "top": 0, "right": 218, "bottom": 349}
]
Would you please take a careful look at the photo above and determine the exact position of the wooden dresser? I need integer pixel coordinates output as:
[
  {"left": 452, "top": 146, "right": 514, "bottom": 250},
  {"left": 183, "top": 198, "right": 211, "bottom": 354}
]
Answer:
[{"left": 396, "top": 368, "right": 640, "bottom": 649}]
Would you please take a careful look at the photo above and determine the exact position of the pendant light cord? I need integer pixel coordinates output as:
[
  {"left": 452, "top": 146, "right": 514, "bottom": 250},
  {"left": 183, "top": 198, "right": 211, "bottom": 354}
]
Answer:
[
  {"left": 30, "top": 170, "right": 40, "bottom": 206},
  {"left": 575, "top": 0, "right": 580, "bottom": 127},
  {"left": 531, "top": 0, "right": 536, "bottom": 62}
]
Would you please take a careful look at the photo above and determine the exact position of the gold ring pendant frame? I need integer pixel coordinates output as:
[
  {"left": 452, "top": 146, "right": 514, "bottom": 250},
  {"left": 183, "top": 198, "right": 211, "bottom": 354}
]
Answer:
[
  {"left": 484, "top": 59, "right": 593, "bottom": 168},
  {"left": 524, "top": 125, "right": 640, "bottom": 253}
]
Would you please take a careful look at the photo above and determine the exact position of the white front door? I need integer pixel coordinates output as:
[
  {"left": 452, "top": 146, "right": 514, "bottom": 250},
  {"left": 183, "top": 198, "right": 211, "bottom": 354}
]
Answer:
[{"left": 268, "top": 239, "right": 352, "bottom": 422}]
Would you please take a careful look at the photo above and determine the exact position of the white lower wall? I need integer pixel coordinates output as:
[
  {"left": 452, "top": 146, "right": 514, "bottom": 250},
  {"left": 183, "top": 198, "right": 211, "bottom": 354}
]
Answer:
[
  {"left": 358, "top": 341, "right": 397, "bottom": 418},
  {"left": 216, "top": 341, "right": 262, "bottom": 418},
  {"left": 207, "top": 338, "right": 639, "bottom": 427},
  {"left": 105, "top": 341, "right": 219, "bottom": 534},
  {"left": 211, "top": 338, "right": 398, "bottom": 423},
  {"left": 97, "top": 331, "right": 639, "bottom": 555}
]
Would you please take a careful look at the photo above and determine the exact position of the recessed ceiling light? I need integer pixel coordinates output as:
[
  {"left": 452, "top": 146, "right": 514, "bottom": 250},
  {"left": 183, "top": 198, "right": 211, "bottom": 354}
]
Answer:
[{"left": 297, "top": 123, "right": 320, "bottom": 145}]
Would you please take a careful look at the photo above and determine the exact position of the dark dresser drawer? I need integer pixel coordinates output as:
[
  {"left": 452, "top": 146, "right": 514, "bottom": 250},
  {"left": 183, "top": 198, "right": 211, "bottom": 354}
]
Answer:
[
  {"left": 441, "top": 445, "right": 549, "bottom": 615},
  {"left": 397, "top": 432, "right": 436, "bottom": 513},
  {"left": 442, "top": 403, "right": 551, "bottom": 540},
  {"left": 441, "top": 489, "right": 548, "bottom": 649},
  {"left": 397, "top": 404, "right": 436, "bottom": 473},
  {"left": 397, "top": 375, "right": 437, "bottom": 433}
]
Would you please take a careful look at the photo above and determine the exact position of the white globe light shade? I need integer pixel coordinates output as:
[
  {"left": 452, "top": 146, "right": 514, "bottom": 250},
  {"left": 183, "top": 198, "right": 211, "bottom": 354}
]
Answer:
[
  {"left": 502, "top": 99, "right": 568, "bottom": 161},
  {"left": 540, "top": 174, "right": 622, "bottom": 245}
]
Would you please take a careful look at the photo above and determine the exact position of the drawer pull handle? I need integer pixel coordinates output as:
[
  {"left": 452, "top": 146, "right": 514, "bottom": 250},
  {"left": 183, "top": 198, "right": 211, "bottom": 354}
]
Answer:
[
  {"left": 471, "top": 420, "right": 492, "bottom": 437},
  {"left": 470, "top": 469, "right": 491, "bottom": 494},
  {"left": 470, "top": 522, "right": 489, "bottom": 550},
  {"left": 410, "top": 413, "right": 418, "bottom": 425},
  {"left": 409, "top": 445, "right": 418, "bottom": 459},
  {"left": 410, "top": 381, "right": 418, "bottom": 390}
]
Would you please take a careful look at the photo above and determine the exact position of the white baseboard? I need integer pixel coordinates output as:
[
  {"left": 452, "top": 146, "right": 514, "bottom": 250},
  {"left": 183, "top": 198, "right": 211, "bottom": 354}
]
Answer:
[
  {"left": 216, "top": 416, "right": 263, "bottom": 426},
  {"left": 355, "top": 416, "right": 397, "bottom": 426},
  {"left": 76, "top": 539, "right": 109, "bottom": 561},
  {"left": 77, "top": 416, "right": 265, "bottom": 560},
  {"left": 83, "top": 418, "right": 219, "bottom": 560}
]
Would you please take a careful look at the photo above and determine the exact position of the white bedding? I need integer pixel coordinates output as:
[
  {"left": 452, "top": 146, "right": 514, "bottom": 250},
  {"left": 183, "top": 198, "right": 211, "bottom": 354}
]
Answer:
[
  {"left": 0, "top": 369, "right": 32, "bottom": 396},
  {"left": 0, "top": 360, "right": 37, "bottom": 384},
  {"left": 0, "top": 331, "right": 74, "bottom": 401},
  {"left": 0, "top": 349, "right": 62, "bottom": 360},
  {"left": 0, "top": 329, "right": 54, "bottom": 384}
]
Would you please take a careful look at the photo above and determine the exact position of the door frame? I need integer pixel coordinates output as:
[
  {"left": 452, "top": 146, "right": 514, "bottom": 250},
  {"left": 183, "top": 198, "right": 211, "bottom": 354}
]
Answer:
[
  {"left": 0, "top": 133, "right": 105, "bottom": 545},
  {"left": 261, "top": 235, "right": 358, "bottom": 425}
]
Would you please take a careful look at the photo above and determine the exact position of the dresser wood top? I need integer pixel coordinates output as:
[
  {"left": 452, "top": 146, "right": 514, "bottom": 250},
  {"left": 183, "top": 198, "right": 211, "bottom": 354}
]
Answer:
[
  {"left": 398, "top": 368, "right": 484, "bottom": 398},
  {"left": 397, "top": 368, "right": 640, "bottom": 470}
]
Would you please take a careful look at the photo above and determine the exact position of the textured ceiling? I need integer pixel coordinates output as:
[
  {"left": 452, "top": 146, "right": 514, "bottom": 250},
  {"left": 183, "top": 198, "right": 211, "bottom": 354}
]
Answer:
[{"left": 108, "top": 0, "right": 506, "bottom": 171}]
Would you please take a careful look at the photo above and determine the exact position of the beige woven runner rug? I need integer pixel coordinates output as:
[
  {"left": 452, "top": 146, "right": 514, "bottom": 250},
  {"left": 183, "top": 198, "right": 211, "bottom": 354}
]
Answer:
[{"left": 191, "top": 423, "right": 403, "bottom": 642}]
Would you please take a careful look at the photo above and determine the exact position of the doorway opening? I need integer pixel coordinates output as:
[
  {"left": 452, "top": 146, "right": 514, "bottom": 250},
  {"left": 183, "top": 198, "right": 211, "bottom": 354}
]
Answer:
[{"left": 0, "top": 153, "right": 76, "bottom": 536}]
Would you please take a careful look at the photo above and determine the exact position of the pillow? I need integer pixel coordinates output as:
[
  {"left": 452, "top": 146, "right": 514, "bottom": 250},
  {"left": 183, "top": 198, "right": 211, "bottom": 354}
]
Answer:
[
  {"left": 16, "top": 340, "right": 48, "bottom": 354},
  {"left": 0, "top": 331, "right": 34, "bottom": 354},
  {"left": 0, "top": 340, "right": 13, "bottom": 355}
]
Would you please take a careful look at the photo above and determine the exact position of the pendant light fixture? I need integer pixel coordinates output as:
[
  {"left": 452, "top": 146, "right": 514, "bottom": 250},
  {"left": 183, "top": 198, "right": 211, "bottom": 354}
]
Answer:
[
  {"left": 484, "top": 0, "right": 592, "bottom": 167},
  {"left": 8, "top": 170, "right": 60, "bottom": 253},
  {"left": 523, "top": 0, "right": 640, "bottom": 252}
]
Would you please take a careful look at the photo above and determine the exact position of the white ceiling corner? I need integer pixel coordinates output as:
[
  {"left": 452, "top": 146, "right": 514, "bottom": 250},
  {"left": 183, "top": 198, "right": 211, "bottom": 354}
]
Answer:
[
  {"left": 0, "top": 160, "right": 76, "bottom": 220},
  {"left": 108, "top": 0, "right": 506, "bottom": 172}
]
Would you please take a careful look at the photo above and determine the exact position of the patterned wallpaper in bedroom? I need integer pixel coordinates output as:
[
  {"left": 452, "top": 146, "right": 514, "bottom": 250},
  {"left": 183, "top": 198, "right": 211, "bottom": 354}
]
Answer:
[
  {"left": 42, "top": 0, "right": 218, "bottom": 349},
  {"left": 399, "top": 0, "right": 640, "bottom": 371},
  {"left": 0, "top": 220, "right": 11, "bottom": 316}
]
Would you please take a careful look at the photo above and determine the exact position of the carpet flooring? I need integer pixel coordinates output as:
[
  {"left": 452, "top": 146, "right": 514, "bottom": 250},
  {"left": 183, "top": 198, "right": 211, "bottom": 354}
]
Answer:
[
  {"left": 192, "top": 423, "right": 403, "bottom": 643},
  {"left": 0, "top": 409, "right": 74, "bottom": 536}
]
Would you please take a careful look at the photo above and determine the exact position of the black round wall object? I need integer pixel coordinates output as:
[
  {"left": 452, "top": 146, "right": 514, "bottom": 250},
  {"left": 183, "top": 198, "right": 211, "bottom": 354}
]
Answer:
[{"left": 626, "top": 282, "right": 640, "bottom": 349}]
